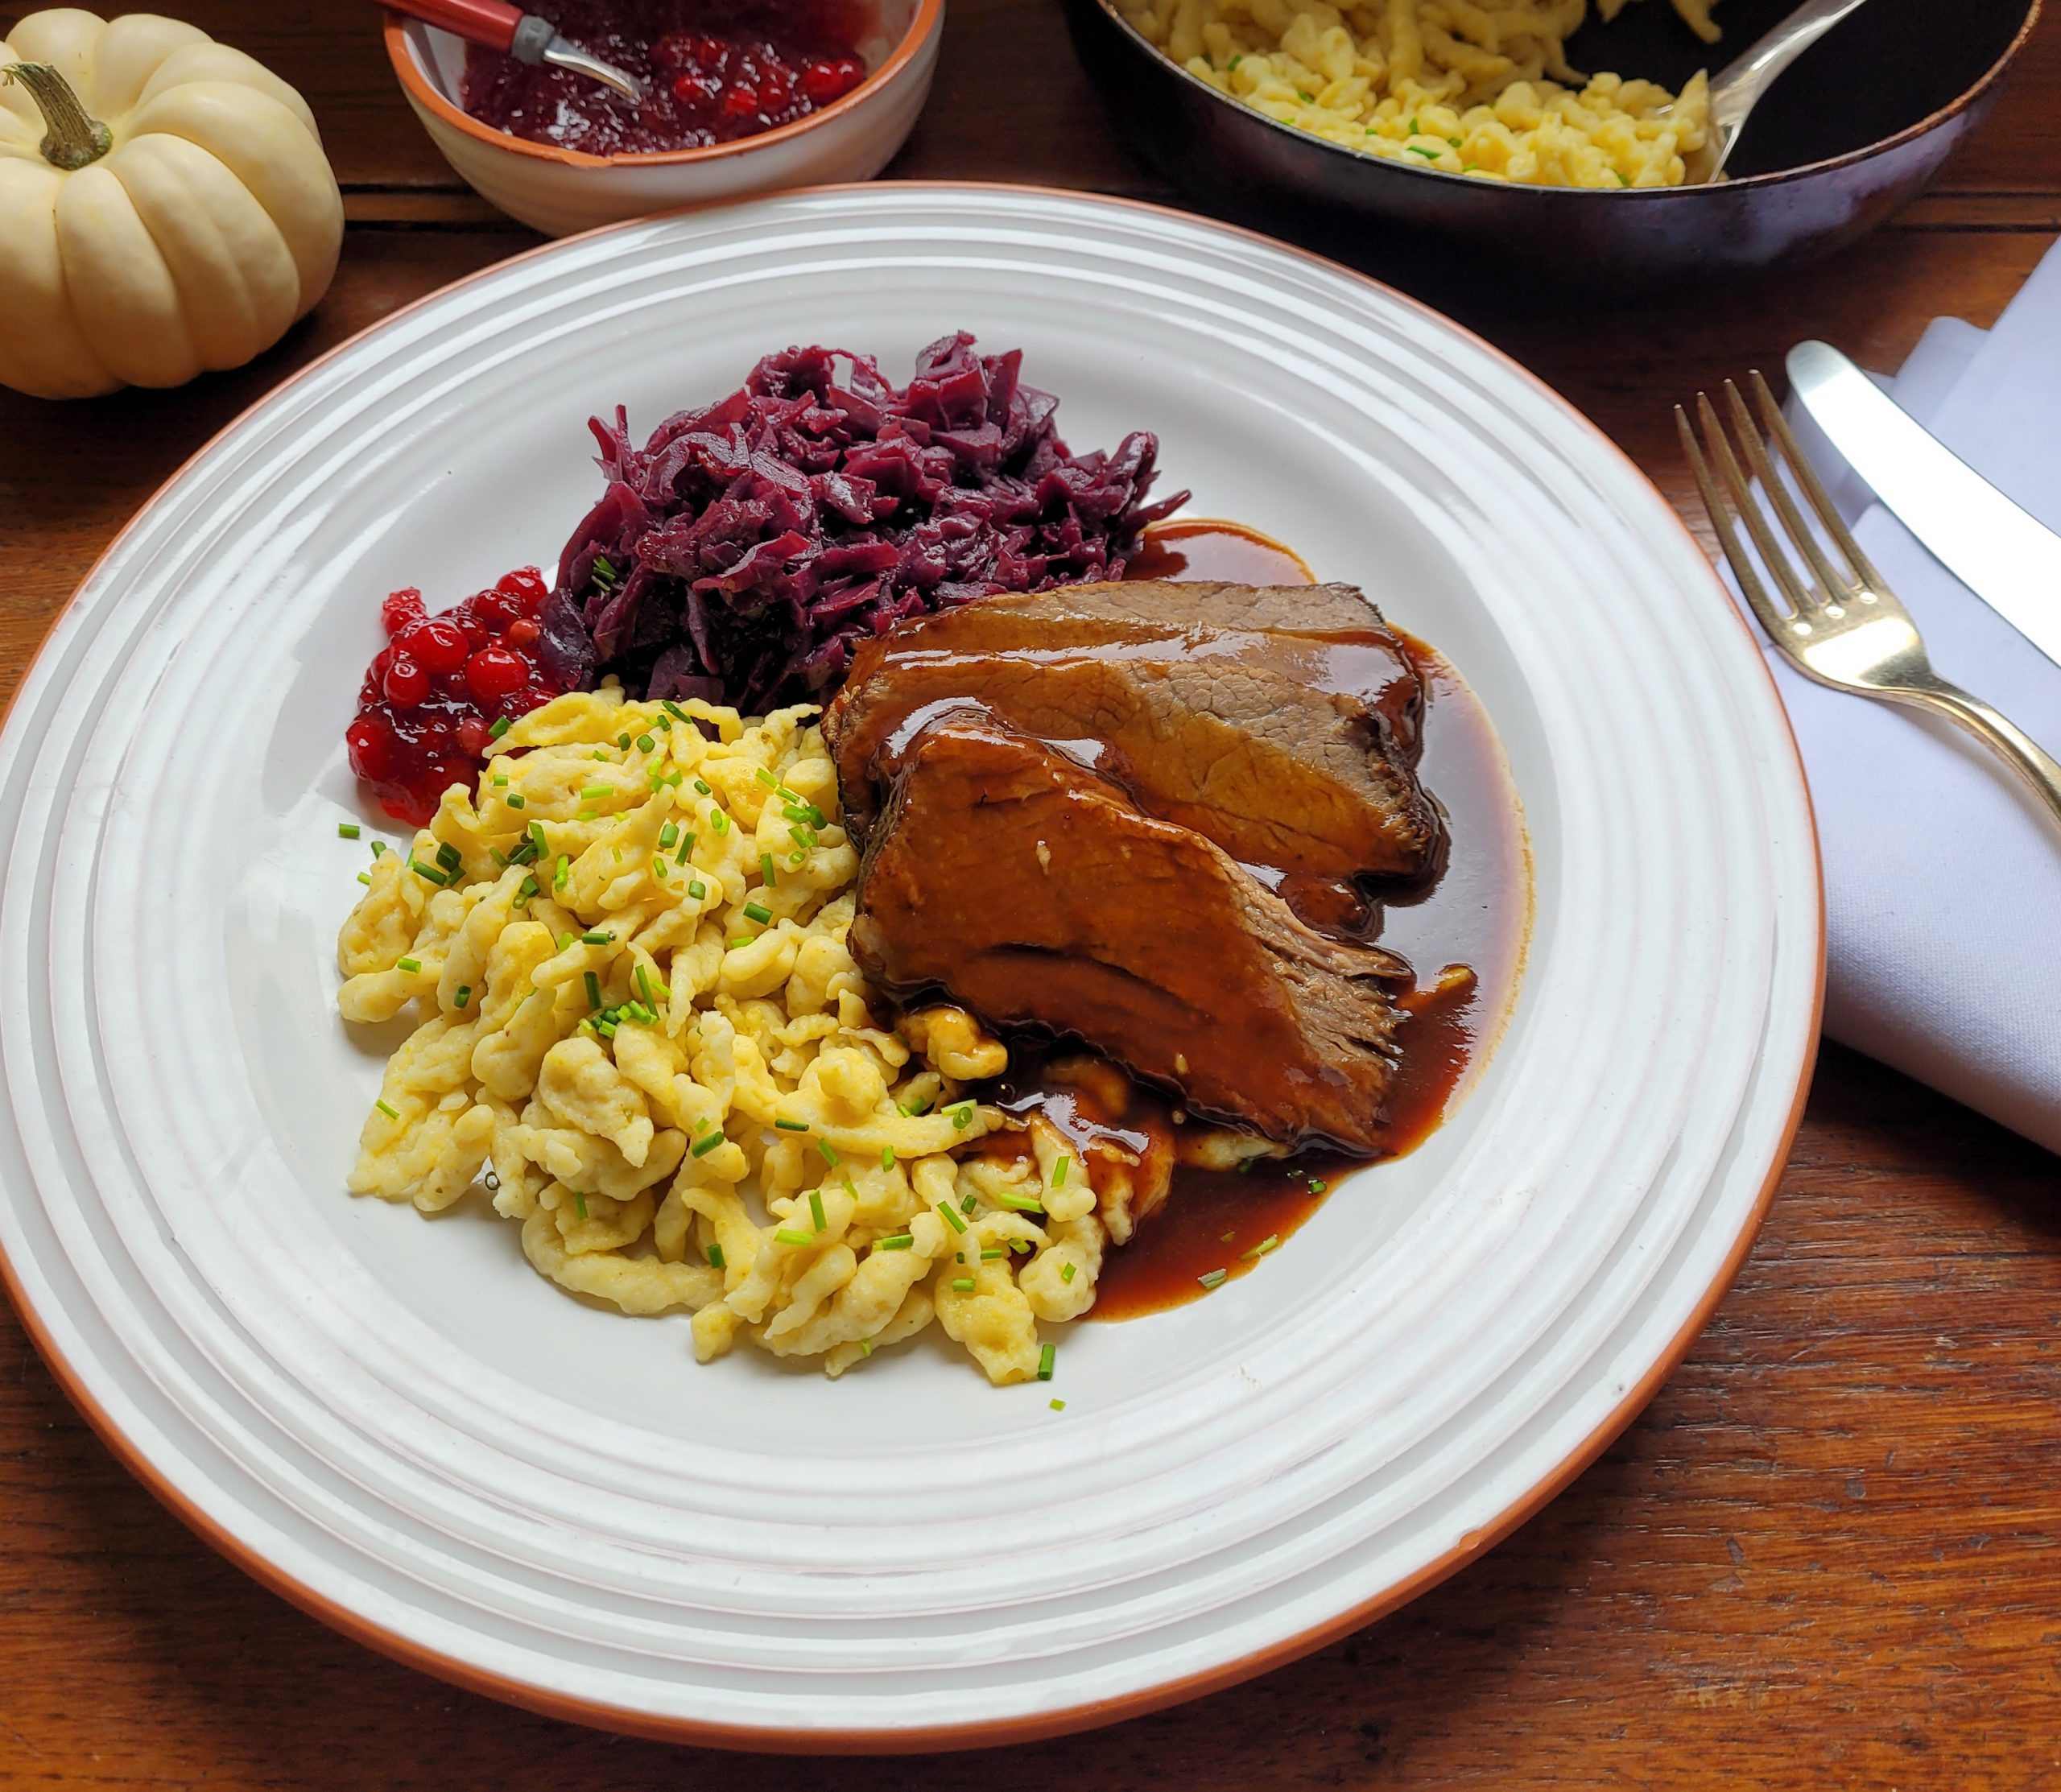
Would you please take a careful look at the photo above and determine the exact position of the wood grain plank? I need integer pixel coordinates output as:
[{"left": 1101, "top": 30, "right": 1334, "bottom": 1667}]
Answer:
[{"left": 4, "top": 0, "right": 2061, "bottom": 1784}]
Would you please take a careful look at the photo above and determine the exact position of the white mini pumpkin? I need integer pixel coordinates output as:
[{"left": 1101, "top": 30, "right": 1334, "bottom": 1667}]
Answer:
[{"left": 0, "top": 9, "right": 344, "bottom": 399}]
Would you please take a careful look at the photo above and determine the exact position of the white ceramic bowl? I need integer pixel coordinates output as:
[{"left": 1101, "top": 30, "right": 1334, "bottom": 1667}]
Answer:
[{"left": 384, "top": 0, "right": 942, "bottom": 237}]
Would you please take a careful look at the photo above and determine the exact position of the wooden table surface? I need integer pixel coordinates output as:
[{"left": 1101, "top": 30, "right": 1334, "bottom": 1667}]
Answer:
[{"left": 4, "top": 3, "right": 2060, "bottom": 1784}]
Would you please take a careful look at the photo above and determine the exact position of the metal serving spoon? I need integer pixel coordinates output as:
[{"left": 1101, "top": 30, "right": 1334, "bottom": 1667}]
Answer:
[
  {"left": 1683, "top": 0, "right": 1875, "bottom": 183},
  {"left": 386, "top": 0, "right": 647, "bottom": 103}
]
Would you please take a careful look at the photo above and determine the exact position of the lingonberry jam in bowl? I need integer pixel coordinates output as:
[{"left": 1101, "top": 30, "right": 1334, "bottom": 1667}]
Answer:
[
  {"left": 346, "top": 568, "right": 564, "bottom": 826},
  {"left": 463, "top": 0, "right": 872, "bottom": 155},
  {"left": 385, "top": 0, "right": 940, "bottom": 236}
]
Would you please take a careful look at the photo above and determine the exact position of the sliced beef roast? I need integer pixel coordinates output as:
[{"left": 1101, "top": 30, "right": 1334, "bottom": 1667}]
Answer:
[
  {"left": 849, "top": 712, "right": 1410, "bottom": 1152},
  {"left": 823, "top": 580, "right": 1444, "bottom": 896}
]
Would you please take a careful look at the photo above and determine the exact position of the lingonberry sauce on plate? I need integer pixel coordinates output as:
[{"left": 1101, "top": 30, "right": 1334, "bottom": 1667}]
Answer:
[
  {"left": 346, "top": 568, "right": 563, "bottom": 826},
  {"left": 461, "top": 0, "right": 872, "bottom": 155}
]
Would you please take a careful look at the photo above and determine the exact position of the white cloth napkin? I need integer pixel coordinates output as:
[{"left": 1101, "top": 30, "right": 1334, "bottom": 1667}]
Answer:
[{"left": 1737, "top": 239, "right": 2061, "bottom": 1153}]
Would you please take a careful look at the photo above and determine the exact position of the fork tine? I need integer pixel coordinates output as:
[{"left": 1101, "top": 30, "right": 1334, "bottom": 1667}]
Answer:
[
  {"left": 1693, "top": 391, "right": 1821, "bottom": 621},
  {"left": 1747, "top": 370, "right": 1895, "bottom": 600},
  {"left": 1675, "top": 403, "right": 1795, "bottom": 646},
  {"left": 1721, "top": 379, "right": 1851, "bottom": 610}
]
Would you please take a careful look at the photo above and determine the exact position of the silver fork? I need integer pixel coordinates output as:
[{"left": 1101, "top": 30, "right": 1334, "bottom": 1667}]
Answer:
[{"left": 1677, "top": 372, "right": 2061, "bottom": 832}]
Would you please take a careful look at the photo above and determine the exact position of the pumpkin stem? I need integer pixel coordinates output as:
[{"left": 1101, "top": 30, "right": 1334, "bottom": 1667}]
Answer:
[{"left": 2, "top": 61, "right": 112, "bottom": 170}]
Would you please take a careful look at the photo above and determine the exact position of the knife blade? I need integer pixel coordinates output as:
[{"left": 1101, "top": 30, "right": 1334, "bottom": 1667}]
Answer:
[{"left": 1786, "top": 338, "right": 2061, "bottom": 676}]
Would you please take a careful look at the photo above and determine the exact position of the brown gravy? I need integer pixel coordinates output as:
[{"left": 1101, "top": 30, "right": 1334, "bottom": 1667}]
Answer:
[{"left": 1072, "top": 517, "right": 1527, "bottom": 1319}]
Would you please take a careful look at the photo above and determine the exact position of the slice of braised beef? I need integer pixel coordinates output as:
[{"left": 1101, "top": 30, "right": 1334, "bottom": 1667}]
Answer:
[
  {"left": 823, "top": 580, "right": 1444, "bottom": 908},
  {"left": 849, "top": 712, "right": 1411, "bottom": 1154}
]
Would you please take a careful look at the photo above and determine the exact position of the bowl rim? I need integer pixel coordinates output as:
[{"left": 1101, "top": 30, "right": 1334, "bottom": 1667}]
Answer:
[
  {"left": 382, "top": 0, "right": 942, "bottom": 169},
  {"left": 1084, "top": 0, "right": 2042, "bottom": 196}
]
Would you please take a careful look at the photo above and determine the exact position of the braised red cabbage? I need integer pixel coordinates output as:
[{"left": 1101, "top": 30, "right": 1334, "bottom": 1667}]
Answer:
[{"left": 539, "top": 332, "right": 1187, "bottom": 708}]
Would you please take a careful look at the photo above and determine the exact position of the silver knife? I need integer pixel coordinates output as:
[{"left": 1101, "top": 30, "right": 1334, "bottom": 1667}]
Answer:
[{"left": 1786, "top": 338, "right": 2061, "bottom": 676}]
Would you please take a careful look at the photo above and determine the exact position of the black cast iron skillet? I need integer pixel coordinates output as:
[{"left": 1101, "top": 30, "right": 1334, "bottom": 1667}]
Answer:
[{"left": 1064, "top": 0, "right": 2041, "bottom": 292}]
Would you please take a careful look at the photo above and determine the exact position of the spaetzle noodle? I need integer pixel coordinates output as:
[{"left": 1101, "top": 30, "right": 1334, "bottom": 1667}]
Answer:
[
  {"left": 337, "top": 684, "right": 1109, "bottom": 1385},
  {"left": 1119, "top": 0, "right": 1716, "bottom": 189}
]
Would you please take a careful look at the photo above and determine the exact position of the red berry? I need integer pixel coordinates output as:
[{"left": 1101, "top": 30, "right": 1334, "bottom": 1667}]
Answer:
[
  {"left": 721, "top": 84, "right": 759, "bottom": 118},
  {"left": 803, "top": 57, "right": 862, "bottom": 104},
  {"left": 673, "top": 72, "right": 720, "bottom": 105},
  {"left": 758, "top": 68, "right": 794, "bottom": 110},
  {"left": 380, "top": 587, "right": 426, "bottom": 637},
  {"left": 465, "top": 644, "right": 529, "bottom": 704},
  {"left": 346, "top": 715, "right": 394, "bottom": 779},
  {"left": 496, "top": 566, "right": 547, "bottom": 602},
  {"left": 383, "top": 654, "right": 429, "bottom": 708},
  {"left": 456, "top": 716, "right": 493, "bottom": 756},
  {"left": 507, "top": 617, "right": 542, "bottom": 646},
  {"left": 398, "top": 616, "right": 469, "bottom": 673}
]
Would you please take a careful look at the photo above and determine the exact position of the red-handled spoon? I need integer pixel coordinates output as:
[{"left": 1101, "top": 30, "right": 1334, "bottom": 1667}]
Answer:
[{"left": 386, "top": 0, "right": 647, "bottom": 102}]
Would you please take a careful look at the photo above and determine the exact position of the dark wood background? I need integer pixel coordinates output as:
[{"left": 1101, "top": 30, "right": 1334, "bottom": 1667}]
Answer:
[{"left": 3, "top": 2, "right": 2060, "bottom": 1783}]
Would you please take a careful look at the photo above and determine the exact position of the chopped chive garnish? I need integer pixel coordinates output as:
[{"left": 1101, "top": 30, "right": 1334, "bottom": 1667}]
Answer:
[
  {"left": 659, "top": 822, "right": 679, "bottom": 850},
  {"left": 593, "top": 554, "right": 618, "bottom": 582},
  {"left": 528, "top": 820, "right": 548, "bottom": 853},
  {"left": 375, "top": 1099, "right": 399, "bottom": 1120},
  {"left": 577, "top": 806, "right": 596, "bottom": 821},
  {"left": 397, "top": 956, "right": 421, "bottom": 973},
  {"left": 882, "top": 1146, "right": 896, "bottom": 1170},
  {"left": 1241, "top": 1234, "right": 1280, "bottom": 1261},
  {"left": 1049, "top": 1399, "right": 1066, "bottom": 1411},
  {"left": 506, "top": 792, "right": 525, "bottom": 810},
  {"left": 557, "top": 933, "right": 574, "bottom": 952},
  {"left": 817, "top": 1138, "right": 841, "bottom": 1166},
  {"left": 455, "top": 985, "right": 471, "bottom": 1008},
  {"left": 1309, "top": 1178, "right": 1328, "bottom": 1195},
  {"left": 1061, "top": 1261, "right": 1076, "bottom": 1283},
  {"left": 951, "top": 1277, "right": 976, "bottom": 1292},
  {"left": 729, "top": 937, "right": 752, "bottom": 950},
  {"left": 617, "top": 733, "right": 632, "bottom": 749},
  {"left": 995, "top": 1191, "right": 1044, "bottom": 1213},
  {"left": 743, "top": 901, "right": 772, "bottom": 925},
  {"left": 962, "top": 1193, "right": 977, "bottom": 1215},
  {"left": 516, "top": 874, "right": 538, "bottom": 904},
  {"left": 655, "top": 714, "right": 671, "bottom": 732},
  {"left": 436, "top": 842, "right": 462, "bottom": 873},
  {"left": 489, "top": 716, "right": 510, "bottom": 741},
  {"left": 357, "top": 871, "right": 372, "bottom": 885},
  {"left": 774, "top": 1227, "right": 811, "bottom": 1246},
  {"left": 593, "top": 748, "right": 609, "bottom": 760},
  {"left": 755, "top": 767, "right": 778, "bottom": 788},
  {"left": 1036, "top": 1344, "right": 1055, "bottom": 1381},
  {"left": 554, "top": 856, "right": 569, "bottom": 890},
  {"left": 783, "top": 803, "right": 811, "bottom": 824},
  {"left": 1051, "top": 1158, "right": 1068, "bottom": 1188},
  {"left": 1198, "top": 1268, "right": 1229, "bottom": 1290},
  {"left": 774, "top": 1117, "right": 809, "bottom": 1132},
  {"left": 651, "top": 856, "right": 667, "bottom": 882},
  {"left": 491, "top": 849, "right": 510, "bottom": 869},
  {"left": 635, "top": 733, "right": 654, "bottom": 752},
  {"left": 949, "top": 1101, "right": 975, "bottom": 1130},
  {"left": 876, "top": 1233, "right": 913, "bottom": 1251},
  {"left": 493, "top": 774, "right": 510, "bottom": 787},
  {"left": 706, "top": 1242, "right": 725, "bottom": 1269},
  {"left": 635, "top": 964, "right": 653, "bottom": 1005},
  {"left": 691, "top": 1130, "right": 724, "bottom": 1157},
  {"left": 760, "top": 852, "right": 777, "bottom": 887},
  {"left": 580, "top": 784, "right": 611, "bottom": 800},
  {"left": 776, "top": 783, "right": 799, "bottom": 803},
  {"left": 370, "top": 840, "right": 386, "bottom": 857},
  {"left": 981, "top": 1247, "right": 1004, "bottom": 1261},
  {"left": 1220, "top": 1231, "right": 1236, "bottom": 1243},
  {"left": 688, "top": 880, "right": 707, "bottom": 902},
  {"left": 693, "top": 778, "right": 712, "bottom": 795},
  {"left": 410, "top": 857, "right": 447, "bottom": 886},
  {"left": 710, "top": 810, "right": 729, "bottom": 835},
  {"left": 584, "top": 971, "right": 601, "bottom": 1010},
  {"left": 938, "top": 1199, "right": 966, "bottom": 1234},
  {"left": 573, "top": 1191, "right": 589, "bottom": 1220},
  {"left": 581, "top": 930, "right": 613, "bottom": 946},
  {"left": 858, "top": 1337, "right": 872, "bottom": 1356},
  {"left": 675, "top": 833, "right": 696, "bottom": 865},
  {"left": 809, "top": 1190, "right": 827, "bottom": 1233},
  {"left": 663, "top": 700, "right": 688, "bottom": 720},
  {"left": 337, "top": 821, "right": 361, "bottom": 840}
]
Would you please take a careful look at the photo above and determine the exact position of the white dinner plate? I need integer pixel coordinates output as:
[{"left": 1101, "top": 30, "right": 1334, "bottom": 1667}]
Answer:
[{"left": 0, "top": 184, "right": 1819, "bottom": 1750}]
